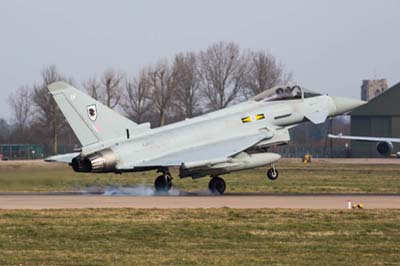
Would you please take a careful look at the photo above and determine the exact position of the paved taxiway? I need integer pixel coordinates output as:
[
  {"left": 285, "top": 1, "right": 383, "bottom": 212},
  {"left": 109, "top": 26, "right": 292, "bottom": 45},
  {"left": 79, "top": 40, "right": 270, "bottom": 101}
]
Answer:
[{"left": 0, "top": 194, "right": 399, "bottom": 209}]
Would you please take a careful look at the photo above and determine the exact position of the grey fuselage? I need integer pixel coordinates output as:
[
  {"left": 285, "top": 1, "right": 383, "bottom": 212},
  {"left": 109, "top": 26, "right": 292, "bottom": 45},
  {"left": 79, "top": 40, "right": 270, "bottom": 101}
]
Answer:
[
  {"left": 46, "top": 82, "right": 366, "bottom": 179},
  {"left": 81, "top": 95, "right": 337, "bottom": 175}
]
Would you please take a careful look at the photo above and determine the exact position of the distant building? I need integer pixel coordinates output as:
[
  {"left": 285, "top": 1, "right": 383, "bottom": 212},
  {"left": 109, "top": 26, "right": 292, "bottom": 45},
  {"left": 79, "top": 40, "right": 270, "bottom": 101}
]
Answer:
[
  {"left": 361, "top": 79, "right": 388, "bottom": 101},
  {"left": 351, "top": 82, "right": 400, "bottom": 157}
]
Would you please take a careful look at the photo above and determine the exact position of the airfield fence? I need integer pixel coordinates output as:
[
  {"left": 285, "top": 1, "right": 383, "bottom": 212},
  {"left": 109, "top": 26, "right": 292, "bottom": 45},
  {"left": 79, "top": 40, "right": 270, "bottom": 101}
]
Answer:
[
  {"left": 0, "top": 144, "right": 77, "bottom": 160},
  {"left": 0, "top": 143, "right": 350, "bottom": 161},
  {"left": 271, "top": 145, "right": 351, "bottom": 158}
]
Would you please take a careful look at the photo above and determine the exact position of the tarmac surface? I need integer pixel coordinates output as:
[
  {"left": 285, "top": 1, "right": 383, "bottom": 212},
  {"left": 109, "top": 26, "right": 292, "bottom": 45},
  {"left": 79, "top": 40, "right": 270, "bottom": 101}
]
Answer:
[
  {"left": 1, "top": 159, "right": 399, "bottom": 210},
  {"left": 0, "top": 193, "right": 399, "bottom": 209}
]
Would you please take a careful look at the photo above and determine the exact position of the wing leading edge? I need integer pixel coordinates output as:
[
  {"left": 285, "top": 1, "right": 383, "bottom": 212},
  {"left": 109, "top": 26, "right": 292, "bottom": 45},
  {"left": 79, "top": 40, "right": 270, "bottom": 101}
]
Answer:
[
  {"left": 45, "top": 152, "right": 80, "bottom": 163},
  {"left": 328, "top": 134, "right": 400, "bottom": 143}
]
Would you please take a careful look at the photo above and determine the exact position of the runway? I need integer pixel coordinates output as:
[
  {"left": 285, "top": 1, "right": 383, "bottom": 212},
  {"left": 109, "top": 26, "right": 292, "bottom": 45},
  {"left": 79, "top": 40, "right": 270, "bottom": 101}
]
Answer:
[{"left": 0, "top": 193, "right": 399, "bottom": 209}]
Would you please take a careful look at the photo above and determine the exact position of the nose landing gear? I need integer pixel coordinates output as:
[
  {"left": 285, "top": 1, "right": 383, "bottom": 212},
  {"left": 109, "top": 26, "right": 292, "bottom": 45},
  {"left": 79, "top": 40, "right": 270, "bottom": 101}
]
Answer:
[
  {"left": 267, "top": 164, "right": 279, "bottom": 180},
  {"left": 208, "top": 176, "right": 226, "bottom": 195}
]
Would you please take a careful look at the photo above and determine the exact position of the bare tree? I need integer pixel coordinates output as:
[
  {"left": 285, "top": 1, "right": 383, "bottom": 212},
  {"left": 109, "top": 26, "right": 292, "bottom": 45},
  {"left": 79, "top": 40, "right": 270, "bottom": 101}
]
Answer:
[
  {"left": 101, "top": 69, "right": 123, "bottom": 108},
  {"left": 122, "top": 71, "right": 151, "bottom": 123},
  {"left": 199, "top": 42, "right": 249, "bottom": 110},
  {"left": 147, "top": 61, "right": 177, "bottom": 126},
  {"left": 83, "top": 77, "right": 101, "bottom": 101},
  {"left": 173, "top": 52, "right": 202, "bottom": 118},
  {"left": 8, "top": 86, "right": 32, "bottom": 135},
  {"left": 84, "top": 69, "right": 123, "bottom": 109},
  {"left": 32, "top": 65, "right": 70, "bottom": 154},
  {"left": 0, "top": 118, "right": 11, "bottom": 142},
  {"left": 244, "top": 50, "right": 292, "bottom": 97}
]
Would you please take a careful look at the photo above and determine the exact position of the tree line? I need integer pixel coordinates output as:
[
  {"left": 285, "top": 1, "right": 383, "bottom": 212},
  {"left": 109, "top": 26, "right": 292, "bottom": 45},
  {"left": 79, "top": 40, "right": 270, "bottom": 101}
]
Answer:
[{"left": 1, "top": 41, "right": 291, "bottom": 154}]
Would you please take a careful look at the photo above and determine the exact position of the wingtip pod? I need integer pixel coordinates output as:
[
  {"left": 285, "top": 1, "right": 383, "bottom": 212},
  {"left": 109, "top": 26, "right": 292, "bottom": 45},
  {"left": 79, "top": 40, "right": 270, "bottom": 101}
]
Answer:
[{"left": 47, "top": 81, "right": 71, "bottom": 93}]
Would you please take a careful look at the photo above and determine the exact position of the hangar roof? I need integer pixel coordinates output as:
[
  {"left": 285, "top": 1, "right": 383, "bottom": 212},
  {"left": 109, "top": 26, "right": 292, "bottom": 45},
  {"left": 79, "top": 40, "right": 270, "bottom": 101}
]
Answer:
[{"left": 351, "top": 82, "right": 400, "bottom": 116}]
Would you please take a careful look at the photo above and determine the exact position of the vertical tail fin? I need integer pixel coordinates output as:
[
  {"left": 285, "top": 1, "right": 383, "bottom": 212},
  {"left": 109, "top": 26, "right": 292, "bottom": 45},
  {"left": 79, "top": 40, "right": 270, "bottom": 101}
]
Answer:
[{"left": 48, "top": 82, "right": 138, "bottom": 146}]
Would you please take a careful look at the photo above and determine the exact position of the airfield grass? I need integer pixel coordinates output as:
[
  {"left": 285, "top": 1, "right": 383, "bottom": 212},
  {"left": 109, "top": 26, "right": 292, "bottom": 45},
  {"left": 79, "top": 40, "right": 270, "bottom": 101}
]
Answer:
[
  {"left": 0, "top": 160, "right": 400, "bottom": 193},
  {"left": 0, "top": 208, "right": 399, "bottom": 265}
]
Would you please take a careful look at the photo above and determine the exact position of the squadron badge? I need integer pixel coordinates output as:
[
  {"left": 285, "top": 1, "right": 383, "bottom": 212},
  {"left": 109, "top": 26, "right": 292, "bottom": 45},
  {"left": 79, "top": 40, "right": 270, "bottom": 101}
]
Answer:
[{"left": 87, "top": 105, "right": 97, "bottom": 121}]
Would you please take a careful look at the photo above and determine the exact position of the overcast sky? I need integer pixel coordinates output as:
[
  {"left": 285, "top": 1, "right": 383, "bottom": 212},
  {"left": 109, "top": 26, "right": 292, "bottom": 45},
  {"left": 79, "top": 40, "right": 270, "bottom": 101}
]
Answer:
[{"left": 1, "top": 0, "right": 399, "bottom": 120}]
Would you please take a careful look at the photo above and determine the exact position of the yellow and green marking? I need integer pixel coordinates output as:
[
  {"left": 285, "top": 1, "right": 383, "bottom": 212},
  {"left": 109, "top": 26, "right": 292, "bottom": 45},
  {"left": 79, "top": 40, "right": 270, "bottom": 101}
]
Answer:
[{"left": 241, "top": 113, "right": 265, "bottom": 123}]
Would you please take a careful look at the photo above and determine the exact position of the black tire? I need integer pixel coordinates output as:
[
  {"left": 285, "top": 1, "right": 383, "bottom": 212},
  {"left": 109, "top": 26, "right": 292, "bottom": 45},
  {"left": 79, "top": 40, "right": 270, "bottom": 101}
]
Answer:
[
  {"left": 267, "top": 168, "right": 279, "bottom": 180},
  {"left": 208, "top": 177, "right": 226, "bottom": 195},
  {"left": 154, "top": 175, "right": 172, "bottom": 192}
]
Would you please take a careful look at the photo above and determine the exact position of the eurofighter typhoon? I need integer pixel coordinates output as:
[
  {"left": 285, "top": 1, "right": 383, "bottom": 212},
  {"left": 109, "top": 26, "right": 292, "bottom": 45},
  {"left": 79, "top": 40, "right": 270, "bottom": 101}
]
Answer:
[{"left": 46, "top": 83, "right": 365, "bottom": 194}]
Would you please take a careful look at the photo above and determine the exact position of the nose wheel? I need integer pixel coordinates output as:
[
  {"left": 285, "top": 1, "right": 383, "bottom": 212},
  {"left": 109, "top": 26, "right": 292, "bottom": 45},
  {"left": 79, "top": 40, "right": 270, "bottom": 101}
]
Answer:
[
  {"left": 267, "top": 164, "right": 279, "bottom": 180},
  {"left": 208, "top": 176, "right": 226, "bottom": 195},
  {"left": 154, "top": 168, "right": 172, "bottom": 192}
]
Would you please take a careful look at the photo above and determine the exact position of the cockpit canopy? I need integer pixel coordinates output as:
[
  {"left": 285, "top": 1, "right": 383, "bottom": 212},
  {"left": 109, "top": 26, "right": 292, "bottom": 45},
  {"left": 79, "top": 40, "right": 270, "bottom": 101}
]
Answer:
[{"left": 251, "top": 85, "right": 321, "bottom": 102}]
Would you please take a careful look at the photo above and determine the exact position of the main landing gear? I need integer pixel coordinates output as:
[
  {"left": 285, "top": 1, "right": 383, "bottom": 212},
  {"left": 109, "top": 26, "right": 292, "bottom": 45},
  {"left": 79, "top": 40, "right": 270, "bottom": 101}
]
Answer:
[
  {"left": 154, "top": 168, "right": 172, "bottom": 193},
  {"left": 153, "top": 164, "right": 278, "bottom": 194},
  {"left": 208, "top": 176, "right": 226, "bottom": 195},
  {"left": 267, "top": 164, "right": 279, "bottom": 180}
]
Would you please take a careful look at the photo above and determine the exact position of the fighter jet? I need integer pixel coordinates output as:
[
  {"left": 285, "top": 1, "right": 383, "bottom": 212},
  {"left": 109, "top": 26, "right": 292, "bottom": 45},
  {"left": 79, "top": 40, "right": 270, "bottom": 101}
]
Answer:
[
  {"left": 329, "top": 134, "right": 400, "bottom": 157},
  {"left": 46, "top": 83, "right": 365, "bottom": 194}
]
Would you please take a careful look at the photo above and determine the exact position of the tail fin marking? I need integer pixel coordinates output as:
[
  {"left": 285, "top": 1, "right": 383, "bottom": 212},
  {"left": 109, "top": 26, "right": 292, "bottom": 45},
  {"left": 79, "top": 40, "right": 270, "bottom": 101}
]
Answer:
[{"left": 48, "top": 82, "right": 138, "bottom": 147}]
